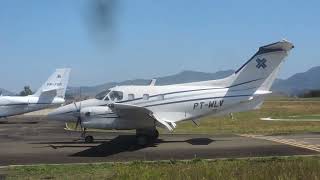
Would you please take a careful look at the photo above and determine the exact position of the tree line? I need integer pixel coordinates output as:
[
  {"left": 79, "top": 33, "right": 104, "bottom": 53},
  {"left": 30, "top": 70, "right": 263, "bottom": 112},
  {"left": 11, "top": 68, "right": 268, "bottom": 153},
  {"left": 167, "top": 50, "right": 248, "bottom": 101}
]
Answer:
[{"left": 299, "top": 90, "right": 320, "bottom": 98}]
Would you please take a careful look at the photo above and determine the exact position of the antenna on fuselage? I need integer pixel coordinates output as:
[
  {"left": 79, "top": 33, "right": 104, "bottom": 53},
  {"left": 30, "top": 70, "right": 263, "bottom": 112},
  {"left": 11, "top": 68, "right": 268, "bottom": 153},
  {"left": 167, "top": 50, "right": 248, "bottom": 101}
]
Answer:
[
  {"left": 150, "top": 79, "right": 157, "bottom": 86},
  {"left": 74, "top": 86, "right": 83, "bottom": 130}
]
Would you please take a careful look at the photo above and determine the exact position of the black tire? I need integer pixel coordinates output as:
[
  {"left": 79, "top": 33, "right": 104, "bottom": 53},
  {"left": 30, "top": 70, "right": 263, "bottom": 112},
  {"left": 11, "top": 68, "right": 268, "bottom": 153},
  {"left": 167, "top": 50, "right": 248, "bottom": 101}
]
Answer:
[
  {"left": 85, "top": 135, "right": 94, "bottom": 143},
  {"left": 153, "top": 129, "right": 159, "bottom": 139},
  {"left": 136, "top": 135, "right": 148, "bottom": 146}
]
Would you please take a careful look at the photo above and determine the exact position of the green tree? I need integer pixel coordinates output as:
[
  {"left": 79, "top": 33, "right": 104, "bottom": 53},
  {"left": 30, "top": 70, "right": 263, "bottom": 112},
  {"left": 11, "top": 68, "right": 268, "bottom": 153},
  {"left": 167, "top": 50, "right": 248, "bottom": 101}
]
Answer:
[{"left": 19, "top": 86, "right": 33, "bottom": 96}]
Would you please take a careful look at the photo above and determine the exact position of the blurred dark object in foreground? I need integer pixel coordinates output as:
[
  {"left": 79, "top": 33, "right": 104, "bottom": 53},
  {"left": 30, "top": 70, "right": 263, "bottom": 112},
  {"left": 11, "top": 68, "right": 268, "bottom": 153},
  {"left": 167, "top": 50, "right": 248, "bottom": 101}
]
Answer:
[{"left": 85, "top": 0, "right": 118, "bottom": 47}]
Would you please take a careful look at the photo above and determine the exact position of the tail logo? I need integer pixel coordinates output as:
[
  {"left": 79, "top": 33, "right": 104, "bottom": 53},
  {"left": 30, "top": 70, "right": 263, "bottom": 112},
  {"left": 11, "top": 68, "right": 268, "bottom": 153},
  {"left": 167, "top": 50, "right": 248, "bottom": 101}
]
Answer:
[
  {"left": 57, "top": 74, "right": 62, "bottom": 78},
  {"left": 256, "top": 58, "right": 267, "bottom": 69}
]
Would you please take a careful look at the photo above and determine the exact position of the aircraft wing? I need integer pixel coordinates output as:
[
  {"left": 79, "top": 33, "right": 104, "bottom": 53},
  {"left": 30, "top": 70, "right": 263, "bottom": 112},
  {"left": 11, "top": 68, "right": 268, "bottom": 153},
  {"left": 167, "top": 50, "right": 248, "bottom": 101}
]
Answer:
[{"left": 108, "top": 103, "right": 176, "bottom": 131}]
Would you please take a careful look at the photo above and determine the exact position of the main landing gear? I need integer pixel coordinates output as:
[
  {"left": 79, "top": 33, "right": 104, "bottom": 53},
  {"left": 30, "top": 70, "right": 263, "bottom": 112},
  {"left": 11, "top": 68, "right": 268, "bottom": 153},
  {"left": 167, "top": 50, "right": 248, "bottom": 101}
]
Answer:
[
  {"left": 136, "top": 129, "right": 159, "bottom": 146},
  {"left": 80, "top": 128, "right": 94, "bottom": 143},
  {"left": 79, "top": 128, "right": 159, "bottom": 145}
]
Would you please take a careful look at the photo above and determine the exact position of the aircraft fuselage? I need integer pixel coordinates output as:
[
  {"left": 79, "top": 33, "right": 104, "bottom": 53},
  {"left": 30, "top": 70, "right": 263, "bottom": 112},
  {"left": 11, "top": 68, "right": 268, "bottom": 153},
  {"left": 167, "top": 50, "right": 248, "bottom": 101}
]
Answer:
[
  {"left": 0, "top": 96, "right": 65, "bottom": 118},
  {"left": 50, "top": 85, "right": 267, "bottom": 130}
]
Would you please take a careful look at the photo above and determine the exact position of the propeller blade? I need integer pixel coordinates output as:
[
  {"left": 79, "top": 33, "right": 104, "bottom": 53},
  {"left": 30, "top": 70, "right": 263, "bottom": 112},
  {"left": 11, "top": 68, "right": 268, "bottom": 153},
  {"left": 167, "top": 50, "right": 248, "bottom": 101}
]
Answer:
[
  {"left": 72, "top": 102, "right": 81, "bottom": 118},
  {"left": 75, "top": 118, "right": 80, "bottom": 130},
  {"left": 74, "top": 101, "right": 81, "bottom": 112},
  {"left": 74, "top": 86, "right": 83, "bottom": 131},
  {"left": 75, "top": 117, "right": 83, "bottom": 130},
  {"left": 79, "top": 87, "right": 82, "bottom": 110}
]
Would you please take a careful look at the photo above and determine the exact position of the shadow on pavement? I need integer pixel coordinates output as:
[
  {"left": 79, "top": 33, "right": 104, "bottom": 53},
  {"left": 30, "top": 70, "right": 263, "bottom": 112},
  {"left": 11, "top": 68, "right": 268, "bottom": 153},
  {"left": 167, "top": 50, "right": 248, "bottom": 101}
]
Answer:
[
  {"left": 71, "top": 135, "right": 150, "bottom": 157},
  {"left": 30, "top": 138, "right": 112, "bottom": 145},
  {"left": 70, "top": 135, "right": 221, "bottom": 157},
  {"left": 186, "top": 138, "right": 215, "bottom": 145},
  {"left": 0, "top": 121, "right": 39, "bottom": 125}
]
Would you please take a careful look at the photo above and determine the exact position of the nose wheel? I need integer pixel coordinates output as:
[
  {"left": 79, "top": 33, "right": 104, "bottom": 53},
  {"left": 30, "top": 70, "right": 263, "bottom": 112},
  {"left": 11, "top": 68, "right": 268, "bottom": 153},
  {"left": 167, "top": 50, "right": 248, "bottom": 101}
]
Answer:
[
  {"left": 84, "top": 135, "right": 94, "bottom": 143},
  {"left": 80, "top": 128, "right": 94, "bottom": 143}
]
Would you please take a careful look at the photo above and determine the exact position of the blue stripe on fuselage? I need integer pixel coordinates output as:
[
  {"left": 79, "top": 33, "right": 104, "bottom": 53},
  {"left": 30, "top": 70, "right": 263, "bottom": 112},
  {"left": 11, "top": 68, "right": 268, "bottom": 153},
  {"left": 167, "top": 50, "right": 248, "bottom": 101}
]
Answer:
[
  {"left": 117, "top": 78, "right": 263, "bottom": 104},
  {"left": 143, "top": 94, "right": 251, "bottom": 108}
]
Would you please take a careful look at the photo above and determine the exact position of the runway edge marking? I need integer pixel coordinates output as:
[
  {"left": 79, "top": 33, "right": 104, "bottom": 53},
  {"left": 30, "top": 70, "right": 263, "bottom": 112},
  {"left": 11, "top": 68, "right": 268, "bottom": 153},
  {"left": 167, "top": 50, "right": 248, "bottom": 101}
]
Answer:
[{"left": 239, "top": 134, "right": 320, "bottom": 153}]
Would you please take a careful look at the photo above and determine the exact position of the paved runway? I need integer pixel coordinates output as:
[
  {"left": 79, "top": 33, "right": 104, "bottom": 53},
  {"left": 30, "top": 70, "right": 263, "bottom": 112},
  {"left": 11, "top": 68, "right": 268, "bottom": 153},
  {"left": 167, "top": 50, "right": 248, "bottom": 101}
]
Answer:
[{"left": 0, "top": 116, "right": 319, "bottom": 166}]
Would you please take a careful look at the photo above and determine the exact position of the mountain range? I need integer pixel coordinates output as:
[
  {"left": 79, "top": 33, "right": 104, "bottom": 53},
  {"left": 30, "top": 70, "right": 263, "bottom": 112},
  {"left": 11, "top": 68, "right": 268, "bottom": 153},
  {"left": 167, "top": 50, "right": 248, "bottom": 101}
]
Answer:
[
  {"left": 67, "top": 66, "right": 320, "bottom": 98},
  {"left": 272, "top": 66, "right": 320, "bottom": 95},
  {"left": 2, "top": 66, "right": 320, "bottom": 97},
  {"left": 66, "top": 69, "right": 236, "bottom": 98},
  {"left": 0, "top": 88, "right": 15, "bottom": 96}
]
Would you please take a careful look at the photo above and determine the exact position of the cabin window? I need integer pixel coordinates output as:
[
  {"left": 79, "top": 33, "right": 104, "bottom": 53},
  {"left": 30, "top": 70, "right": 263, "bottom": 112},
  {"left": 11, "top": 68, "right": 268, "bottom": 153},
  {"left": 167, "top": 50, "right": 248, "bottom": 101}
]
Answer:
[
  {"left": 158, "top": 94, "right": 164, "bottom": 100},
  {"left": 143, "top": 94, "right": 149, "bottom": 100},
  {"left": 128, "top": 94, "right": 135, "bottom": 100},
  {"left": 109, "top": 91, "right": 124, "bottom": 101}
]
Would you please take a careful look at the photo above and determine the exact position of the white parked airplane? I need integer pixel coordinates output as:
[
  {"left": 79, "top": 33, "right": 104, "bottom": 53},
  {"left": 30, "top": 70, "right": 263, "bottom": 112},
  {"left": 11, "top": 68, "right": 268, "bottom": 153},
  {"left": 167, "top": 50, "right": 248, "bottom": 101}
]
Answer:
[
  {"left": 49, "top": 40, "right": 294, "bottom": 145},
  {"left": 0, "top": 68, "right": 71, "bottom": 118}
]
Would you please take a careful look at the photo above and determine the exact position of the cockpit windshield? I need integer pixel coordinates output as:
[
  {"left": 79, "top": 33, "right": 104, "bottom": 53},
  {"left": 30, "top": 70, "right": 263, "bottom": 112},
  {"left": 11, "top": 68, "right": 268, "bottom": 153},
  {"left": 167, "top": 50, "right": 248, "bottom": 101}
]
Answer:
[
  {"left": 109, "top": 91, "right": 123, "bottom": 101},
  {"left": 95, "top": 90, "right": 110, "bottom": 100}
]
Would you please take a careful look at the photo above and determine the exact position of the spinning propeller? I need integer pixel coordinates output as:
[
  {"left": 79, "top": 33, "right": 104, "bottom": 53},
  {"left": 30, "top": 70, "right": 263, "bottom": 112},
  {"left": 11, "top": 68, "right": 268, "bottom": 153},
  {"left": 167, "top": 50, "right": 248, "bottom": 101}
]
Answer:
[
  {"left": 74, "top": 102, "right": 83, "bottom": 130},
  {"left": 72, "top": 87, "right": 84, "bottom": 131}
]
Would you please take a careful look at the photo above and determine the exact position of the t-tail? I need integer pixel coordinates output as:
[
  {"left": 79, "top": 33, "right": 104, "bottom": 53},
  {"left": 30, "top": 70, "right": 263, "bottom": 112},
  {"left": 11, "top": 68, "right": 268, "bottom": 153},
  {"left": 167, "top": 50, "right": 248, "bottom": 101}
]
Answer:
[
  {"left": 32, "top": 68, "right": 71, "bottom": 100},
  {"left": 216, "top": 40, "right": 293, "bottom": 115},
  {"left": 228, "top": 40, "right": 294, "bottom": 93},
  {"left": 188, "top": 40, "right": 294, "bottom": 94}
]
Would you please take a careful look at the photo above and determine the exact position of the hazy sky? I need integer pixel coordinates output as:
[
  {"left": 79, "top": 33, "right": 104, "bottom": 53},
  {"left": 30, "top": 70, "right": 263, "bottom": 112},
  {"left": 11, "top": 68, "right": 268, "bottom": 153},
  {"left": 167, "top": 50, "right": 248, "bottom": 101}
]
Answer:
[{"left": 0, "top": 0, "right": 319, "bottom": 92}]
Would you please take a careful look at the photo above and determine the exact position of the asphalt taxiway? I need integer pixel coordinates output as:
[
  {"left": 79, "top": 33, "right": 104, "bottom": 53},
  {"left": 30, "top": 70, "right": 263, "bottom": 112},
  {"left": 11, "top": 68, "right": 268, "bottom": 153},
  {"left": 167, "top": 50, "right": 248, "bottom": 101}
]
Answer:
[{"left": 0, "top": 116, "right": 319, "bottom": 166}]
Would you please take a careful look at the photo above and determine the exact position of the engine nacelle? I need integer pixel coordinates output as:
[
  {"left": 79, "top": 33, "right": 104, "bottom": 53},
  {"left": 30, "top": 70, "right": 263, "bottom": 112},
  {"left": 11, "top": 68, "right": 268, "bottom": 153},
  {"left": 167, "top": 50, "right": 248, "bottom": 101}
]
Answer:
[
  {"left": 80, "top": 106, "right": 116, "bottom": 129},
  {"left": 80, "top": 106, "right": 112, "bottom": 117}
]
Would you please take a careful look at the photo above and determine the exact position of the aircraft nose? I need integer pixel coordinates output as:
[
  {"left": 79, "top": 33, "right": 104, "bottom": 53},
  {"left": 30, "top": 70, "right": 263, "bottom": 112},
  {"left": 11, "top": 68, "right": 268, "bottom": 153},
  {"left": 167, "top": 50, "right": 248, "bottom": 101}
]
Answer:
[{"left": 47, "top": 104, "right": 78, "bottom": 122}]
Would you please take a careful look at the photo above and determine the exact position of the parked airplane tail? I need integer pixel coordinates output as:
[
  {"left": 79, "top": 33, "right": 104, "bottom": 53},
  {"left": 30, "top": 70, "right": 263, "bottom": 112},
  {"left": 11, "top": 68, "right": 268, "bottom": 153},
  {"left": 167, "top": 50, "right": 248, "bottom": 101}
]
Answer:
[
  {"left": 33, "top": 68, "right": 71, "bottom": 99},
  {"left": 201, "top": 40, "right": 294, "bottom": 115},
  {"left": 229, "top": 40, "right": 294, "bottom": 91},
  {"left": 185, "top": 40, "right": 294, "bottom": 93}
]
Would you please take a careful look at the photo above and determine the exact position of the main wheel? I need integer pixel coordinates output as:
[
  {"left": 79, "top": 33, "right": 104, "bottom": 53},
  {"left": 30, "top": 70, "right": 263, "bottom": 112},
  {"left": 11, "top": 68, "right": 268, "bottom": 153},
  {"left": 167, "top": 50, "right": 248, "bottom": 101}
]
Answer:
[
  {"left": 85, "top": 135, "right": 94, "bottom": 143},
  {"left": 153, "top": 129, "right": 159, "bottom": 139},
  {"left": 136, "top": 135, "right": 148, "bottom": 146}
]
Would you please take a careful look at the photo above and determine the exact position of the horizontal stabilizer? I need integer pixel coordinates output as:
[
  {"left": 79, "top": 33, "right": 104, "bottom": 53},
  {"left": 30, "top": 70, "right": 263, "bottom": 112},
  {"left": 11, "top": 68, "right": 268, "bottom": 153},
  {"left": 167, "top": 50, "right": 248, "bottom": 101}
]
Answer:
[{"left": 39, "top": 89, "right": 58, "bottom": 97}]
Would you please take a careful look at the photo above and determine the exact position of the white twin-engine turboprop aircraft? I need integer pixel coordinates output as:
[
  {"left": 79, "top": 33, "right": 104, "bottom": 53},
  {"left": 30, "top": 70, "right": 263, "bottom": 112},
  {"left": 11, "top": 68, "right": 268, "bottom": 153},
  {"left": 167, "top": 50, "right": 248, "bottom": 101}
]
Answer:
[
  {"left": 0, "top": 68, "right": 71, "bottom": 118},
  {"left": 49, "top": 40, "right": 294, "bottom": 145}
]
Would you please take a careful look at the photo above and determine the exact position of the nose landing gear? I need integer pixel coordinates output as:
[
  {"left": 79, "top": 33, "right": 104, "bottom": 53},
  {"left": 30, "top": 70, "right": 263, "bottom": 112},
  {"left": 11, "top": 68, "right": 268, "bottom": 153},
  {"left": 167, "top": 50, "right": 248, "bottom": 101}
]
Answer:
[
  {"left": 84, "top": 135, "right": 94, "bottom": 143},
  {"left": 80, "top": 128, "right": 94, "bottom": 143}
]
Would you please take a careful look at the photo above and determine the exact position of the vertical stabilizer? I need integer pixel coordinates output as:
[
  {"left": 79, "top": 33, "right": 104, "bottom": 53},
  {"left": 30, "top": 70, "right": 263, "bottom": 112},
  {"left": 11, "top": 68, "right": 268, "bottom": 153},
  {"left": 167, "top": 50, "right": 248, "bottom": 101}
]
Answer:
[
  {"left": 33, "top": 68, "right": 71, "bottom": 98},
  {"left": 230, "top": 40, "right": 294, "bottom": 91},
  {"left": 179, "top": 40, "right": 293, "bottom": 90}
]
